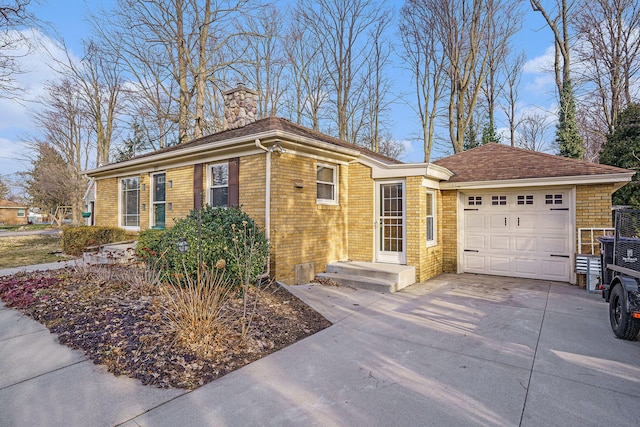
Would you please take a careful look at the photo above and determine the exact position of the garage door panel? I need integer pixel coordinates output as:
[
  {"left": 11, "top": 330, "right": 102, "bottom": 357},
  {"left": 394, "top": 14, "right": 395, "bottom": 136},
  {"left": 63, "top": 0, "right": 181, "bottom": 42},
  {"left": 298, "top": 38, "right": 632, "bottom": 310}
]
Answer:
[
  {"left": 489, "top": 214, "right": 507, "bottom": 229},
  {"left": 514, "top": 214, "right": 536, "bottom": 230},
  {"left": 541, "top": 259, "right": 570, "bottom": 280},
  {"left": 488, "top": 256, "right": 510, "bottom": 273},
  {"left": 513, "top": 258, "right": 539, "bottom": 276},
  {"left": 462, "top": 190, "right": 571, "bottom": 282},
  {"left": 489, "top": 235, "right": 510, "bottom": 251},
  {"left": 541, "top": 236, "right": 570, "bottom": 254},
  {"left": 464, "top": 254, "right": 486, "bottom": 270},
  {"left": 465, "top": 213, "right": 485, "bottom": 229},
  {"left": 465, "top": 234, "right": 486, "bottom": 250},
  {"left": 514, "top": 236, "right": 536, "bottom": 252}
]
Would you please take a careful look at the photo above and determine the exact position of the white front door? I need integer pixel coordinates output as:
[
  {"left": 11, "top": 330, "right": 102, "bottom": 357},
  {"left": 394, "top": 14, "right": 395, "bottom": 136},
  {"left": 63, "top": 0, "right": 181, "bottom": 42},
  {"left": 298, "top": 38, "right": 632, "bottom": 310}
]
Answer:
[{"left": 376, "top": 181, "right": 406, "bottom": 264}]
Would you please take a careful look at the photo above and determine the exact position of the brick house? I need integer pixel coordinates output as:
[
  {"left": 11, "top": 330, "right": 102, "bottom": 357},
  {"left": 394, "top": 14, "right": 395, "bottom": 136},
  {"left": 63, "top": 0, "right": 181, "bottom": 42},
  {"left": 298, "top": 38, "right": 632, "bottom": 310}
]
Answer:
[
  {"left": 85, "top": 85, "right": 633, "bottom": 288},
  {"left": 0, "top": 200, "right": 28, "bottom": 226}
]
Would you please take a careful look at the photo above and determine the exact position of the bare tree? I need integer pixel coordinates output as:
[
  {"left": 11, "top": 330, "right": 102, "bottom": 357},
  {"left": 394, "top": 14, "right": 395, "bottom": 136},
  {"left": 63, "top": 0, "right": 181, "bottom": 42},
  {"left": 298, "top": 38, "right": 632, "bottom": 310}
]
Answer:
[
  {"left": 242, "top": 5, "right": 286, "bottom": 118},
  {"left": 400, "top": 0, "right": 447, "bottom": 162},
  {"left": 575, "top": 0, "right": 640, "bottom": 133},
  {"left": 0, "top": 0, "right": 35, "bottom": 97},
  {"left": 283, "top": 12, "right": 330, "bottom": 130},
  {"left": 296, "top": 0, "right": 388, "bottom": 144},
  {"left": 34, "top": 77, "right": 92, "bottom": 223},
  {"left": 95, "top": 0, "right": 250, "bottom": 144},
  {"left": 516, "top": 111, "right": 552, "bottom": 152},
  {"left": 53, "top": 40, "right": 124, "bottom": 166},
  {"left": 530, "top": 0, "right": 584, "bottom": 158},
  {"left": 499, "top": 51, "right": 525, "bottom": 146}
]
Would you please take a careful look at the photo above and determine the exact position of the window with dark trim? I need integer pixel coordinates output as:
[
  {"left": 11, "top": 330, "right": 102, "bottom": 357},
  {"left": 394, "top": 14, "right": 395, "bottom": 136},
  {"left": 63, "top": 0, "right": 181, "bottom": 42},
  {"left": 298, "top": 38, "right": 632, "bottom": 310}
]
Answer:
[{"left": 210, "top": 163, "right": 229, "bottom": 207}]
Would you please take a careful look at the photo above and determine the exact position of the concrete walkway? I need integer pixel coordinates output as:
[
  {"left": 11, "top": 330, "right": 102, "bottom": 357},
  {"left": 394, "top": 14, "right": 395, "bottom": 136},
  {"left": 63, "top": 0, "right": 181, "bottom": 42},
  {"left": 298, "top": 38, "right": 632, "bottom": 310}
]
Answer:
[{"left": 2, "top": 270, "right": 640, "bottom": 426}]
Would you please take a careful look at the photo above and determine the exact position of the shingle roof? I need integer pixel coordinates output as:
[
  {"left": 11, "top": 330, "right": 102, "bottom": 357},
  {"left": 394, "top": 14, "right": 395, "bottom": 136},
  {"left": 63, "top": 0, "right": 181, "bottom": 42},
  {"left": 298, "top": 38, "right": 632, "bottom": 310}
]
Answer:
[
  {"left": 432, "top": 143, "right": 632, "bottom": 183},
  {"left": 113, "top": 117, "right": 401, "bottom": 166},
  {"left": 0, "top": 200, "right": 25, "bottom": 208}
]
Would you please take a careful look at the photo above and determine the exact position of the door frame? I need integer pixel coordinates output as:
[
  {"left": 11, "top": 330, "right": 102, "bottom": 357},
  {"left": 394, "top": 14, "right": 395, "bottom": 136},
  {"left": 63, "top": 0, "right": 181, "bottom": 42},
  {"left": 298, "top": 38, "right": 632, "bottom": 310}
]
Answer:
[{"left": 375, "top": 179, "right": 406, "bottom": 264}]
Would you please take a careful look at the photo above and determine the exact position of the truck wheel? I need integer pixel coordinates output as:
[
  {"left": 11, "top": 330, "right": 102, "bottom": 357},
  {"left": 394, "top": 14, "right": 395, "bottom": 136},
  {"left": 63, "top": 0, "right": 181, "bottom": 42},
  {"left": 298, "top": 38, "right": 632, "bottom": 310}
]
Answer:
[{"left": 609, "top": 285, "right": 640, "bottom": 340}]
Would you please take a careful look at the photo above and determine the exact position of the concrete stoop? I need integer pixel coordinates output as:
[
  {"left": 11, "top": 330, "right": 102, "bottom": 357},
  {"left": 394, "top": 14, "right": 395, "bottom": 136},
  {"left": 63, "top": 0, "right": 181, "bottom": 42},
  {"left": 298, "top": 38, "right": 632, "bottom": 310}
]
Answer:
[
  {"left": 317, "top": 261, "right": 416, "bottom": 293},
  {"left": 83, "top": 242, "right": 137, "bottom": 265}
]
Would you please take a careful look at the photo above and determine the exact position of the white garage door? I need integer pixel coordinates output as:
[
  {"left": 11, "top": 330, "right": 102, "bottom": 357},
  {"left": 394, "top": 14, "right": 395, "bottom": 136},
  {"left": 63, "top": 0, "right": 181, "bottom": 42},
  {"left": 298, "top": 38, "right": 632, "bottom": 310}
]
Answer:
[{"left": 461, "top": 189, "right": 572, "bottom": 282}]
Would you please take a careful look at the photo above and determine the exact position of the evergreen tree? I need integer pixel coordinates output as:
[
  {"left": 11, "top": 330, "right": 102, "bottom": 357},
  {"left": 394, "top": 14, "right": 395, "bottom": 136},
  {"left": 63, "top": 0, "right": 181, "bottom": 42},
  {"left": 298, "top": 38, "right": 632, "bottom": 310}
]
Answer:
[
  {"left": 464, "top": 119, "right": 480, "bottom": 151},
  {"left": 556, "top": 80, "right": 584, "bottom": 159},
  {"left": 482, "top": 120, "right": 501, "bottom": 145},
  {"left": 599, "top": 103, "right": 640, "bottom": 206}
]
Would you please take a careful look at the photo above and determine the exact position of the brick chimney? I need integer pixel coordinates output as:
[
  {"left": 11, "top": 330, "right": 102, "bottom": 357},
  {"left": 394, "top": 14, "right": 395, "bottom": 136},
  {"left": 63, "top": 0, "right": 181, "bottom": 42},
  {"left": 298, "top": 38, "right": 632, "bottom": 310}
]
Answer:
[{"left": 223, "top": 83, "right": 258, "bottom": 130}]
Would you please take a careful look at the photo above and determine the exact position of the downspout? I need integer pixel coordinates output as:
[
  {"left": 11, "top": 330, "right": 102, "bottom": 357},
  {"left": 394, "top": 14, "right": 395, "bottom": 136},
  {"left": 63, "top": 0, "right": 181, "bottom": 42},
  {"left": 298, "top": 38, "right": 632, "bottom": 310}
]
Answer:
[{"left": 255, "top": 139, "right": 271, "bottom": 278}]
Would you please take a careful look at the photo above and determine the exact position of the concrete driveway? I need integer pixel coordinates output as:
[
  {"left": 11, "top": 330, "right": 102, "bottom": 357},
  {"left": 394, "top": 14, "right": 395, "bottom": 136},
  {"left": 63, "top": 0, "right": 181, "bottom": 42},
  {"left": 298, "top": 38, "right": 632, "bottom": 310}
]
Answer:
[
  {"left": 127, "top": 273, "right": 640, "bottom": 426},
  {"left": 2, "top": 273, "right": 640, "bottom": 426}
]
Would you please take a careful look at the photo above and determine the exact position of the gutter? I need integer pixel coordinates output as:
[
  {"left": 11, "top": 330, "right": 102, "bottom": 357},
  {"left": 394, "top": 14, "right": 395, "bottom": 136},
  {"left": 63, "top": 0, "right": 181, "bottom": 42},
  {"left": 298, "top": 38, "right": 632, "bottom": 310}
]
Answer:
[{"left": 255, "top": 139, "right": 272, "bottom": 279}]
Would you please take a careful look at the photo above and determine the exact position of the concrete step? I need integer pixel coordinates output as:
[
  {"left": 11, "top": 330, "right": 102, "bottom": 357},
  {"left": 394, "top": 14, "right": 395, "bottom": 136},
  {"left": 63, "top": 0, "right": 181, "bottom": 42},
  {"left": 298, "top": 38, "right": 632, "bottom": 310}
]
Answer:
[
  {"left": 325, "top": 261, "right": 416, "bottom": 290},
  {"left": 316, "top": 272, "right": 398, "bottom": 293}
]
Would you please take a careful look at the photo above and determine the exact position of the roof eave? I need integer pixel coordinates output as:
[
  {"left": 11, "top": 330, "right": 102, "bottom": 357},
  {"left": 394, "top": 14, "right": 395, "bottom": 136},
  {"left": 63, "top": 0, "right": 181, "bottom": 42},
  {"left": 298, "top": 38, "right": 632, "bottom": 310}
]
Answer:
[
  {"left": 357, "top": 156, "right": 454, "bottom": 181},
  {"left": 439, "top": 172, "right": 635, "bottom": 190}
]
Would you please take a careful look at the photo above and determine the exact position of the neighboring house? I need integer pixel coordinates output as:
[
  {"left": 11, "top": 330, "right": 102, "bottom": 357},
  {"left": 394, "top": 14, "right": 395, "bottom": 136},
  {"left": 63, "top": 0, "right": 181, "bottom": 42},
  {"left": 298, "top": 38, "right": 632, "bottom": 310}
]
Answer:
[
  {"left": 85, "top": 84, "right": 634, "bottom": 286},
  {"left": 0, "top": 200, "right": 28, "bottom": 226}
]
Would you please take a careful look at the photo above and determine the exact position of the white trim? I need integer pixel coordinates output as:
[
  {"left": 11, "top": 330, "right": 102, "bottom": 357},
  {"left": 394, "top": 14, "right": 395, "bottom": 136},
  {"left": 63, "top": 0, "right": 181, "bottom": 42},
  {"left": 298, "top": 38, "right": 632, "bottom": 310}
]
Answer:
[
  {"left": 118, "top": 175, "right": 141, "bottom": 232},
  {"left": 375, "top": 179, "right": 407, "bottom": 264},
  {"left": 150, "top": 171, "right": 166, "bottom": 228},
  {"left": 426, "top": 189, "right": 437, "bottom": 247},
  {"left": 440, "top": 172, "right": 634, "bottom": 190},
  {"left": 207, "top": 162, "right": 230, "bottom": 207},
  {"left": 357, "top": 156, "right": 454, "bottom": 181},
  {"left": 316, "top": 163, "right": 339, "bottom": 205}
]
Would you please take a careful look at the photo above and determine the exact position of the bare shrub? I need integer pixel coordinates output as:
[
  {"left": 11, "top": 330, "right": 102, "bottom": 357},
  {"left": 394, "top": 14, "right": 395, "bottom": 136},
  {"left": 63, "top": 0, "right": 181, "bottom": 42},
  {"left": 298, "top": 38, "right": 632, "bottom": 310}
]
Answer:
[{"left": 158, "top": 263, "right": 235, "bottom": 356}]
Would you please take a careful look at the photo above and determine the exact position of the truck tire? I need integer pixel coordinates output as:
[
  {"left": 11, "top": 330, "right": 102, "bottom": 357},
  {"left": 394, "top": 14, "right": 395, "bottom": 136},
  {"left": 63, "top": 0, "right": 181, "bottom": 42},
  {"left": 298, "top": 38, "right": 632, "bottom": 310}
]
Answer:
[{"left": 609, "top": 284, "right": 640, "bottom": 340}]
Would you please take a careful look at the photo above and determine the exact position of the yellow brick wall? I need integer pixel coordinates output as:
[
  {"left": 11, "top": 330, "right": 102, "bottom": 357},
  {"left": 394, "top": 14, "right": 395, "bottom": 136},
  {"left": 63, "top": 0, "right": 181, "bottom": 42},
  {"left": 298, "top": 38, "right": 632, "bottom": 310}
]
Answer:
[
  {"left": 575, "top": 183, "right": 615, "bottom": 254},
  {"left": 239, "top": 154, "right": 266, "bottom": 230},
  {"left": 0, "top": 208, "right": 28, "bottom": 225},
  {"left": 269, "top": 154, "right": 348, "bottom": 284},
  {"left": 165, "top": 166, "right": 194, "bottom": 227},
  {"left": 441, "top": 189, "right": 458, "bottom": 273},
  {"left": 347, "top": 163, "right": 374, "bottom": 261},
  {"left": 95, "top": 177, "right": 119, "bottom": 228}
]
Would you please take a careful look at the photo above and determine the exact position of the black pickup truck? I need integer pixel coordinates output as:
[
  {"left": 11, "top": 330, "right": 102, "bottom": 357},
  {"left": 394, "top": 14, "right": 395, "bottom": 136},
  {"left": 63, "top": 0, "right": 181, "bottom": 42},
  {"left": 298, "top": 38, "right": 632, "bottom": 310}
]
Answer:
[{"left": 599, "top": 209, "right": 640, "bottom": 340}]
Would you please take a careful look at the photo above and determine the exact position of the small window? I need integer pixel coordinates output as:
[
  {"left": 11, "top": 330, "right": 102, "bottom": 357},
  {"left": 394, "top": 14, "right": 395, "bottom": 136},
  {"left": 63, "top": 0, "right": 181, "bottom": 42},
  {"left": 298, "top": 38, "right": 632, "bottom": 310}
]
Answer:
[
  {"left": 492, "top": 195, "right": 507, "bottom": 206},
  {"left": 17, "top": 209, "right": 25, "bottom": 217},
  {"left": 426, "top": 190, "right": 436, "bottom": 246},
  {"left": 210, "top": 163, "right": 229, "bottom": 207},
  {"left": 317, "top": 164, "right": 338, "bottom": 203},
  {"left": 517, "top": 195, "right": 534, "bottom": 205},
  {"left": 468, "top": 196, "right": 482, "bottom": 206},
  {"left": 545, "top": 194, "right": 563, "bottom": 205}
]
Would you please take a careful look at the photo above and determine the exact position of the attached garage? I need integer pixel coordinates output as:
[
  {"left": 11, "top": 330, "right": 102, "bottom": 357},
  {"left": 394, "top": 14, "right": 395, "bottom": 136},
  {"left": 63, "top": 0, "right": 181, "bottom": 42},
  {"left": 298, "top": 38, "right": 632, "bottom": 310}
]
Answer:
[
  {"left": 460, "top": 188, "right": 572, "bottom": 281},
  {"left": 434, "top": 144, "right": 635, "bottom": 284}
]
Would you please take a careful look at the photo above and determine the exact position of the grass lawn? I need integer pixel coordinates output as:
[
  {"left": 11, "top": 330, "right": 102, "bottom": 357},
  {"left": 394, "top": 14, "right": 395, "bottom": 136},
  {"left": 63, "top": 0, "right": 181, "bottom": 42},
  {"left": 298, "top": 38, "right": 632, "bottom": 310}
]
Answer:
[{"left": 0, "top": 234, "right": 72, "bottom": 269}]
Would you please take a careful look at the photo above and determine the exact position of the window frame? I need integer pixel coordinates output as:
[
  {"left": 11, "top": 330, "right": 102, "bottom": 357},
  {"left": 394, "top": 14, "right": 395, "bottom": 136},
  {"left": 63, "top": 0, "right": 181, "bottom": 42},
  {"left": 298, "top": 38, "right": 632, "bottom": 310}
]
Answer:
[
  {"left": 426, "top": 190, "right": 436, "bottom": 247},
  {"left": 16, "top": 208, "right": 25, "bottom": 217},
  {"left": 151, "top": 172, "right": 166, "bottom": 228},
  {"left": 208, "top": 162, "right": 230, "bottom": 208},
  {"left": 316, "top": 163, "right": 338, "bottom": 205},
  {"left": 119, "top": 176, "right": 140, "bottom": 230}
]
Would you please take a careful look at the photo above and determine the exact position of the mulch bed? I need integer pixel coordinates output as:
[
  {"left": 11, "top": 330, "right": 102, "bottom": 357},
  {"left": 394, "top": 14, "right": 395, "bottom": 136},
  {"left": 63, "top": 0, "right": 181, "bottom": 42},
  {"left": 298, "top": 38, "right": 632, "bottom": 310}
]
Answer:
[{"left": 0, "top": 266, "right": 331, "bottom": 389}]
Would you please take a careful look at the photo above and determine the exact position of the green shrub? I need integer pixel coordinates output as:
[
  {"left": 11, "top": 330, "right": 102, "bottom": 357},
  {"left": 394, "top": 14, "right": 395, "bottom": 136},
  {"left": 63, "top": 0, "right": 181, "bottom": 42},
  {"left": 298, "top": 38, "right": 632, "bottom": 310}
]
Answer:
[
  {"left": 62, "top": 226, "right": 128, "bottom": 256},
  {"left": 136, "top": 206, "right": 269, "bottom": 288}
]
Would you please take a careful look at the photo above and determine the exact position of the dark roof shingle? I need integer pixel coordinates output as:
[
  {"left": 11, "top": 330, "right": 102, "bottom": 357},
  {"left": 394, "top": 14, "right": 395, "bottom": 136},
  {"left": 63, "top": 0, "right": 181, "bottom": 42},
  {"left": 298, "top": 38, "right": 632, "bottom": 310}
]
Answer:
[
  {"left": 111, "top": 117, "right": 401, "bottom": 166},
  {"left": 433, "top": 143, "right": 632, "bottom": 182}
]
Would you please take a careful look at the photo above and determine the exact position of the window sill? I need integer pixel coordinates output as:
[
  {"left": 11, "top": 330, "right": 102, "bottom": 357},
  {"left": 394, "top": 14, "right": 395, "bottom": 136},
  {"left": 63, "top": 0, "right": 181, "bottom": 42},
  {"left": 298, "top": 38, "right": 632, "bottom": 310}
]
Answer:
[
  {"left": 426, "top": 241, "right": 437, "bottom": 248},
  {"left": 317, "top": 203, "right": 341, "bottom": 211}
]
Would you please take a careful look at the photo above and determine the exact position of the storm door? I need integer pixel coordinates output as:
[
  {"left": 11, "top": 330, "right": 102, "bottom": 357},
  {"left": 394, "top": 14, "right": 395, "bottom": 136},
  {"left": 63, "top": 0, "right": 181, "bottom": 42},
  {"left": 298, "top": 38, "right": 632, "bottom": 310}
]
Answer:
[{"left": 375, "top": 181, "right": 406, "bottom": 264}]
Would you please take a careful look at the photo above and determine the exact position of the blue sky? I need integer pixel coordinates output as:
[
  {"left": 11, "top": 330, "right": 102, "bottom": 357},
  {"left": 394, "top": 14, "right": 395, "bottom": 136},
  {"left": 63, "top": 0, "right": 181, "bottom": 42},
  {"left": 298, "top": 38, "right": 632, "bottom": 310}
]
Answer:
[{"left": 0, "top": 0, "right": 559, "bottom": 180}]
